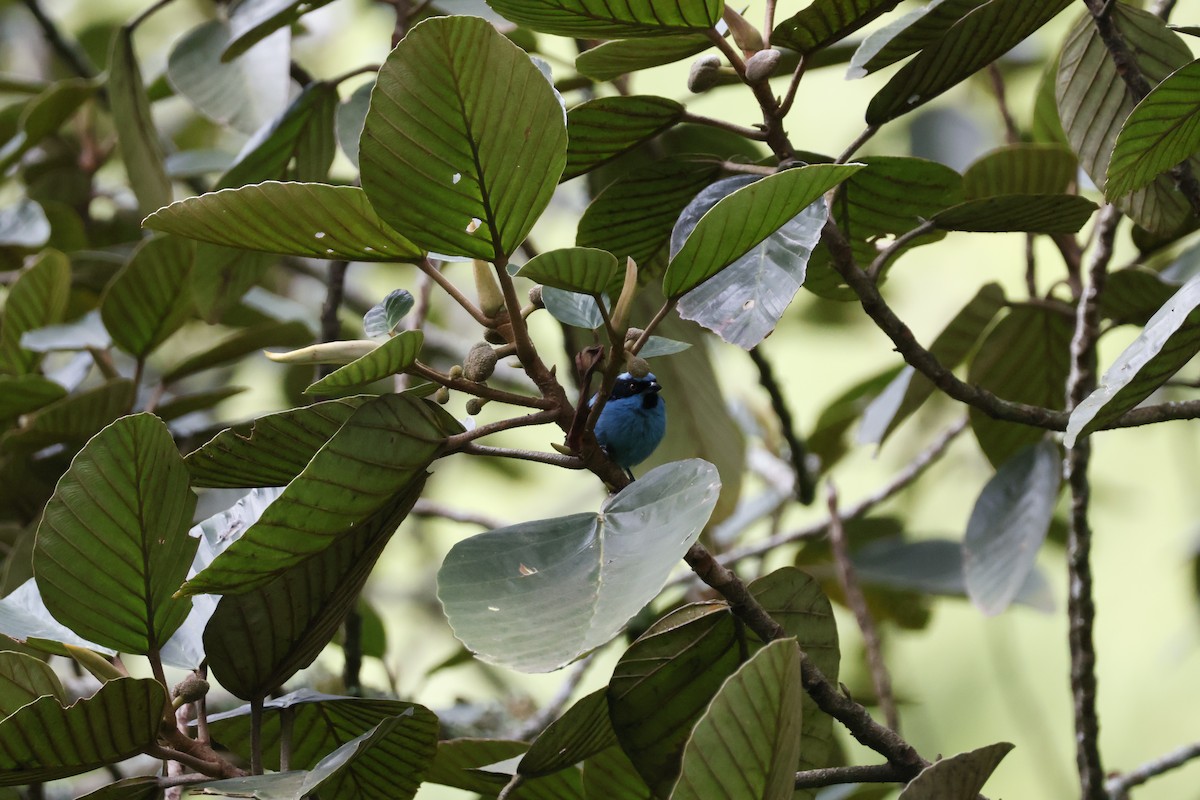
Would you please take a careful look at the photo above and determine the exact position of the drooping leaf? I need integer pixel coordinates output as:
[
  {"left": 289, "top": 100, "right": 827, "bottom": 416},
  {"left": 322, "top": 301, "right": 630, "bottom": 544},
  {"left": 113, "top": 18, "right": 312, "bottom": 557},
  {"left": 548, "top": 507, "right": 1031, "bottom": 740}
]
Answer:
[
  {"left": 1107, "top": 58, "right": 1200, "bottom": 198},
  {"left": 541, "top": 287, "right": 607, "bottom": 329},
  {"left": 564, "top": 96, "right": 686, "bottom": 181},
  {"left": 962, "top": 144, "right": 1078, "bottom": 198},
  {"left": 0, "top": 375, "right": 66, "bottom": 422},
  {"left": 438, "top": 460, "right": 720, "bottom": 672},
  {"left": 185, "top": 397, "right": 370, "bottom": 488},
  {"left": 0, "top": 651, "right": 65, "bottom": 716},
  {"left": 182, "top": 394, "right": 459, "bottom": 596},
  {"left": 0, "top": 199, "right": 49, "bottom": 248},
  {"left": 161, "top": 320, "right": 313, "bottom": 384},
  {"left": 144, "top": 182, "right": 424, "bottom": 262},
  {"left": 1057, "top": 6, "right": 1196, "bottom": 235},
  {"left": 519, "top": 247, "right": 620, "bottom": 296},
  {"left": 0, "top": 379, "right": 136, "bottom": 455},
  {"left": 224, "top": 0, "right": 337, "bottom": 61},
  {"left": 866, "top": 0, "right": 1072, "bottom": 125},
  {"left": 931, "top": 194, "right": 1097, "bottom": 233},
  {"left": 520, "top": 688, "right": 616, "bottom": 777},
  {"left": 847, "top": 0, "right": 984, "bottom": 77},
  {"left": 34, "top": 414, "right": 198, "bottom": 654},
  {"left": 897, "top": 742, "right": 1014, "bottom": 799},
  {"left": 1066, "top": 274, "right": 1200, "bottom": 446},
  {"left": 963, "top": 441, "right": 1060, "bottom": 616},
  {"left": 305, "top": 330, "right": 422, "bottom": 395},
  {"left": 0, "top": 249, "right": 69, "bottom": 375},
  {"left": 670, "top": 176, "right": 826, "bottom": 348},
  {"left": 774, "top": 0, "right": 904, "bottom": 55},
  {"left": 575, "top": 34, "right": 712, "bottom": 81},
  {"left": 101, "top": 235, "right": 195, "bottom": 358},
  {"left": 0, "top": 678, "right": 166, "bottom": 786},
  {"left": 485, "top": 0, "right": 723, "bottom": 38},
  {"left": 108, "top": 26, "right": 172, "bottom": 215},
  {"left": 166, "top": 19, "right": 289, "bottom": 135},
  {"left": 577, "top": 158, "right": 721, "bottom": 274},
  {"left": 0, "top": 79, "right": 97, "bottom": 172},
  {"left": 362, "top": 289, "right": 415, "bottom": 339},
  {"left": 663, "top": 164, "right": 864, "bottom": 298},
  {"left": 968, "top": 305, "right": 1072, "bottom": 466},
  {"left": 360, "top": 15, "right": 567, "bottom": 261},
  {"left": 671, "top": 639, "right": 802, "bottom": 800}
]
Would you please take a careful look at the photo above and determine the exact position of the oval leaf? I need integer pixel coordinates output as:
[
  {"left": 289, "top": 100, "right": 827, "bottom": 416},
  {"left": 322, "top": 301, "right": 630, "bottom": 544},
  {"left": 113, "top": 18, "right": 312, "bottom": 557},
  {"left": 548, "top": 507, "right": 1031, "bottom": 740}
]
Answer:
[
  {"left": 0, "top": 249, "right": 70, "bottom": 376},
  {"left": 962, "top": 144, "right": 1078, "bottom": 198},
  {"left": 564, "top": 96, "right": 686, "bottom": 181},
  {"left": 576, "top": 34, "right": 712, "bottom": 81},
  {"left": 520, "top": 688, "right": 616, "bottom": 777},
  {"left": 897, "top": 742, "right": 1014, "bottom": 799},
  {"left": 144, "top": 182, "right": 424, "bottom": 262},
  {"left": 438, "top": 459, "right": 721, "bottom": 672},
  {"left": 1107, "top": 58, "right": 1200, "bottom": 198},
  {"left": 486, "top": 0, "right": 722, "bottom": 38},
  {"left": 360, "top": 15, "right": 567, "bottom": 261},
  {"left": 101, "top": 235, "right": 195, "bottom": 358},
  {"left": 224, "top": 0, "right": 337, "bottom": 61},
  {"left": 931, "top": 194, "right": 1096, "bottom": 233},
  {"left": 519, "top": 247, "right": 620, "bottom": 296},
  {"left": 34, "top": 414, "right": 198, "bottom": 654},
  {"left": 363, "top": 289, "right": 415, "bottom": 339},
  {"left": 108, "top": 26, "right": 172, "bottom": 215},
  {"left": 774, "top": 0, "right": 903, "bottom": 55},
  {"left": 305, "top": 331, "right": 423, "bottom": 395},
  {"left": 0, "top": 651, "right": 65, "bottom": 716},
  {"left": 963, "top": 441, "right": 1060, "bottom": 616}
]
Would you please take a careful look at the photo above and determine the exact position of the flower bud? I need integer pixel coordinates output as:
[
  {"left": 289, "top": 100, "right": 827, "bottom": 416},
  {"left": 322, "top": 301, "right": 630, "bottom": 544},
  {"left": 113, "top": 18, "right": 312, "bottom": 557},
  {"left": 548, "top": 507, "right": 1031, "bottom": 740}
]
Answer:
[
  {"left": 688, "top": 55, "right": 722, "bottom": 93},
  {"left": 173, "top": 674, "right": 210, "bottom": 704},
  {"left": 745, "top": 48, "right": 781, "bottom": 83},
  {"left": 625, "top": 355, "right": 652, "bottom": 378},
  {"left": 463, "top": 342, "right": 498, "bottom": 382},
  {"left": 434, "top": 386, "right": 451, "bottom": 404},
  {"left": 466, "top": 397, "right": 488, "bottom": 415},
  {"left": 528, "top": 284, "right": 544, "bottom": 308}
]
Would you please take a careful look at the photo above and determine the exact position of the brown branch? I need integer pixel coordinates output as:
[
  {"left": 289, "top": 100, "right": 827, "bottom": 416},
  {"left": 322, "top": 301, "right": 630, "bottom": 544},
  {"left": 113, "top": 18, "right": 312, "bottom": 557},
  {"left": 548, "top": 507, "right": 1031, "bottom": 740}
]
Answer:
[
  {"left": 412, "top": 499, "right": 506, "bottom": 529},
  {"left": 1107, "top": 740, "right": 1200, "bottom": 799},
  {"left": 514, "top": 656, "right": 594, "bottom": 741},
  {"left": 408, "top": 361, "right": 555, "bottom": 409},
  {"left": 445, "top": 409, "right": 561, "bottom": 450},
  {"left": 794, "top": 763, "right": 901, "bottom": 789},
  {"left": 459, "top": 443, "right": 585, "bottom": 469},
  {"left": 680, "top": 112, "right": 769, "bottom": 141},
  {"left": 748, "top": 345, "right": 815, "bottom": 504}
]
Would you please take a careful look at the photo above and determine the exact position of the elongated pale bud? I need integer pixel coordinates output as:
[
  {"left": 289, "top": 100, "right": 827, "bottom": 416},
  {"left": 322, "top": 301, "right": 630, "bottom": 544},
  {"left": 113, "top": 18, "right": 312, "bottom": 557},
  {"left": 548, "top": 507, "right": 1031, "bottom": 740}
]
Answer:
[
  {"left": 264, "top": 340, "right": 378, "bottom": 365},
  {"left": 745, "top": 48, "right": 781, "bottom": 83},
  {"left": 723, "top": 7, "right": 764, "bottom": 54},
  {"left": 474, "top": 259, "right": 505, "bottom": 317},
  {"left": 688, "top": 55, "right": 722, "bottom": 93},
  {"left": 610, "top": 257, "right": 638, "bottom": 332}
]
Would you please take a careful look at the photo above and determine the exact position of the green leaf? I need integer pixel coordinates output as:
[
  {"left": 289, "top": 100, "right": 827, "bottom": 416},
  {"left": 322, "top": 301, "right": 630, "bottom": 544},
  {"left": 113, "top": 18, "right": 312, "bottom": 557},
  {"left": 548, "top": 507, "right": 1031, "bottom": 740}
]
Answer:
[
  {"left": 155, "top": 386, "right": 246, "bottom": 422},
  {"left": 575, "top": 35, "right": 711, "bottom": 81},
  {"left": 0, "top": 199, "right": 49, "bottom": 248},
  {"left": 161, "top": 320, "right": 313, "bottom": 384},
  {"left": 520, "top": 688, "right": 616, "bottom": 777},
  {"left": 638, "top": 337, "right": 691, "bottom": 358},
  {"left": 1107, "top": 58, "right": 1200, "bottom": 198},
  {"left": 204, "top": 477, "right": 426, "bottom": 697},
  {"left": 225, "top": 0, "right": 337, "bottom": 62},
  {"left": 305, "top": 331, "right": 422, "bottom": 395},
  {"left": 577, "top": 158, "right": 721, "bottom": 274},
  {"left": 1066, "top": 274, "right": 1200, "bottom": 446},
  {"left": 931, "top": 194, "right": 1097, "bottom": 233},
  {"left": 336, "top": 80, "right": 373, "bottom": 169},
  {"left": 564, "top": 96, "right": 686, "bottom": 181},
  {"left": 583, "top": 745, "right": 652, "bottom": 800},
  {"left": 0, "top": 677, "right": 166, "bottom": 786},
  {"left": 670, "top": 176, "right": 826, "bottom": 349},
  {"left": 1100, "top": 268, "right": 1179, "bottom": 326},
  {"left": 963, "top": 441, "right": 1060, "bottom": 616},
  {"left": 968, "top": 305, "right": 1072, "bottom": 466},
  {"left": 101, "top": 235, "right": 195, "bottom": 358},
  {"left": 166, "top": 19, "right": 288, "bottom": 135},
  {"left": 108, "top": 27, "right": 172, "bottom": 215},
  {"left": 848, "top": 0, "right": 984, "bottom": 77},
  {"left": 35, "top": 414, "right": 198, "bottom": 654},
  {"left": 0, "top": 78, "right": 97, "bottom": 172},
  {"left": 0, "top": 380, "right": 136, "bottom": 455},
  {"left": 188, "top": 244, "right": 274, "bottom": 324},
  {"left": 664, "top": 164, "right": 863, "bottom": 298},
  {"left": 859, "top": 283, "right": 1006, "bottom": 446},
  {"left": 866, "top": 0, "right": 1072, "bottom": 125},
  {"left": 438, "top": 459, "right": 720, "bottom": 673},
  {"left": 360, "top": 15, "right": 567, "bottom": 261},
  {"left": 75, "top": 776, "right": 162, "bottom": 800},
  {"left": 897, "top": 742, "right": 1013, "bottom": 799},
  {"left": 144, "top": 182, "right": 425, "bottom": 262},
  {"left": 426, "top": 739, "right": 528, "bottom": 794},
  {"left": 519, "top": 247, "right": 620, "bottom": 296},
  {"left": 774, "top": 0, "right": 904, "bottom": 55},
  {"left": 0, "top": 375, "right": 66, "bottom": 422},
  {"left": 0, "top": 651, "right": 65, "bottom": 716},
  {"left": 0, "top": 249, "right": 69, "bottom": 375},
  {"left": 183, "top": 394, "right": 459, "bottom": 595},
  {"left": 1058, "top": 6, "right": 1195, "bottom": 235},
  {"left": 185, "top": 397, "right": 370, "bottom": 488},
  {"left": 1032, "top": 54, "right": 1069, "bottom": 146},
  {"left": 671, "top": 639, "right": 802, "bottom": 800},
  {"left": 541, "top": 287, "right": 607, "bottom": 329},
  {"left": 485, "top": 0, "right": 723, "bottom": 38},
  {"left": 608, "top": 604, "right": 742, "bottom": 797},
  {"left": 0, "top": 579, "right": 117, "bottom": 657},
  {"left": 962, "top": 144, "right": 1078, "bottom": 198},
  {"left": 362, "top": 289, "right": 415, "bottom": 338}
]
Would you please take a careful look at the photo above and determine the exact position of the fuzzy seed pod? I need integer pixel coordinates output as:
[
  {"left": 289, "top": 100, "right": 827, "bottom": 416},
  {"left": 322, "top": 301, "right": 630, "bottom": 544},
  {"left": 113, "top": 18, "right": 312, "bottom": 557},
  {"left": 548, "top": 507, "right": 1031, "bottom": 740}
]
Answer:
[
  {"left": 173, "top": 675, "right": 210, "bottom": 704},
  {"left": 463, "top": 342, "right": 498, "bottom": 382},
  {"left": 528, "top": 284, "right": 544, "bottom": 308},
  {"left": 625, "top": 355, "right": 652, "bottom": 378},
  {"left": 624, "top": 327, "right": 645, "bottom": 347},
  {"left": 448, "top": 364, "right": 464, "bottom": 379},
  {"left": 745, "top": 48, "right": 781, "bottom": 83},
  {"left": 484, "top": 328, "right": 506, "bottom": 345},
  {"left": 688, "top": 55, "right": 722, "bottom": 93},
  {"left": 434, "top": 386, "right": 451, "bottom": 404},
  {"left": 466, "top": 397, "right": 488, "bottom": 415}
]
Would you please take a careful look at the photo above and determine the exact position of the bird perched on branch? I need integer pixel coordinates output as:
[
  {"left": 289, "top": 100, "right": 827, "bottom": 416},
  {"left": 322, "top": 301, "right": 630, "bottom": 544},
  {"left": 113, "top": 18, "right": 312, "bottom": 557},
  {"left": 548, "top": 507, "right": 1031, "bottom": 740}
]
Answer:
[{"left": 592, "top": 372, "right": 666, "bottom": 475}]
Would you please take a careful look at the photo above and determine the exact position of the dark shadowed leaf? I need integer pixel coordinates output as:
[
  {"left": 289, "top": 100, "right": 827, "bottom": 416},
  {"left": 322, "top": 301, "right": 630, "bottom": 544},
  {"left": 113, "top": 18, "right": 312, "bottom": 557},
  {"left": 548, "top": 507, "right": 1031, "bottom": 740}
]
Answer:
[
  {"left": 35, "top": 414, "right": 197, "bottom": 654},
  {"left": 156, "top": 386, "right": 246, "bottom": 422},
  {"left": 0, "top": 651, "right": 65, "bottom": 716},
  {"left": 0, "top": 375, "right": 65, "bottom": 422},
  {"left": 774, "top": 0, "right": 903, "bottom": 55},
  {"left": 362, "top": 289, "right": 415, "bottom": 338},
  {"left": 897, "top": 742, "right": 1013, "bottom": 799},
  {"left": 186, "top": 397, "right": 369, "bottom": 488},
  {"left": 439, "top": 460, "right": 720, "bottom": 673},
  {"left": 931, "top": 194, "right": 1096, "bottom": 233},
  {"left": 101, "top": 235, "right": 195, "bottom": 358},
  {"left": 145, "top": 182, "right": 424, "bottom": 262},
  {"left": 671, "top": 639, "right": 802, "bottom": 800},
  {"left": 1107, "top": 58, "right": 1200, "bottom": 198},
  {"left": 968, "top": 305, "right": 1072, "bottom": 466},
  {"left": 360, "top": 16, "right": 566, "bottom": 261},
  {"left": 1066, "top": 274, "right": 1200, "bottom": 446},
  {"left": 541, "top": 287, "right": 606, "bottom": 329},
  {"left": 962, "top": 144, "right": 1077, "bottom": 198},
  {"left": 0, "top": 79, "right": 97, "bottom": 172},
  {"left": 1099, "top": 268, "right": 1179, "bottom": 326},
  {"left": 188, "top": 244, "right": 274, "bottom": 324},
  {"left": 963, "top": 441, "right": 1060, "bottom": 616},
  {"left": 75, "top": 776, "right": 162, "bottom": 800},
  {"left": 848, "top": 0, "right": 984, "bottom": 77},
  {"left": 424, "top": 738, "right": 584, "bottom": 798},
  {"left": 224, "top": 0, "right": 337, "bottom": 61},
  {"left": 866, "top": 0, "right": 1071, "bottom": 125},
  {"left": 0, "top": 379, "right": 136, "bottom": 455},
  {"left": 582, "top": 745, "right": 651, "bottom": 800},
  {"left": 108, "top": 27, "right": 172, "bottom": 215},
  {"left": 564, "top": 96, "right": 686, "bottom": 181},
  {"left": 0, "top": 249, "right": 69, "bottom": 375},
  {"left": 575, "top": 34, "right": 711, "bottom": 81},
  {"left": 520, "top": 688, "right": 616, "bottom": 777},
  {"left": 304, "top": 331, "right": 421, "bottom": 395},
  {"left": 1058, "top": 6, "right": 1195, "bottom": 235},
  {"left": 161, "top": 320, "right": 313, "bottom": 384},
  {"left": 519, "top": 247, "right": 620, "bottom": 296},
  {"left": 485, "top": 0, "right": 722, "bottom": 38},
  {"left": 0, "top": 678, "right": 166, "bottom": 786}
]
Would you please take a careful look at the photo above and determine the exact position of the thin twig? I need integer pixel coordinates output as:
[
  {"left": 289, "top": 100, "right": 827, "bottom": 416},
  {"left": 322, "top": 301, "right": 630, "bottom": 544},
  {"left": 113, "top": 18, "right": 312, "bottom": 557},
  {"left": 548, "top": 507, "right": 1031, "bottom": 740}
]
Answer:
[
  {"left": 413, "top": 499, "right": 506, "bottom": 529},
  {"left": 1107, "top": 740, "right": 1200, "bottom": 799},
  {"left": 777, "top": 54, "right": 807, "bottom": 118},
  {"left": 763, "top": 0, "right": 778, "bottom": 48},
  {"left": 748, "top": 346, "right": 815, "bottom": 504},
  {"left": 445, "top": 409, "right": 562, "bottom": 450},
  {"left": 826, "top": 481, "right": 899, "bottom": 732},
  {"left": 719, "top": 161, "right": 777, "bottom": 176},
  {"left": 629, "top": 298, "right": 678, "bottom": 354},
  {"left": 249, "top": 697, "right": 264, "bottom": 775},
  {"left": 418, "top": 258, "right": 493, "bottom": 327},
  {"left": 987, "top": 64, "right": 1020, "bottom": 144},
  {"left": 316, "top": 261, "right": 350, "bottom": 381},
  {"left": 837, "top": 126, "right": 879, "bottom": 164},
  {"left": 514, "top": 657, "right": 594, "bottom": 741},
  {"left": 681, "top": 112, "right": 769, "bottom": 141},
  {"left": 459, "top": 443, "right": 585, "bottom": 468},
  {"left": 158, "top": 774, "right": 218, "bottom": 789},
  {"left": 19, "top": 0, "right": 98, "bottom": 79},
  {"left": 794, "top": 763, "right": 901, "bottom": 789},
  {"left": 867, "top": 220, "right": 935, "bottom": 282},
  {"left": 408, "top": 361, "right": 554, "bottom": 409},
  {"left": 129, "top": 0, "right": 179, "bottom": 30}
]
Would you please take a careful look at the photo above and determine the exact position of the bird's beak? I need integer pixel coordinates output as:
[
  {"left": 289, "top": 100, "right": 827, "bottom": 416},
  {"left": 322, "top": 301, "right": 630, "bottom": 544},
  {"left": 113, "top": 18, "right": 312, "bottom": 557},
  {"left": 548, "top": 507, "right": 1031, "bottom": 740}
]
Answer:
[{"left": 648, "top": 380, "right": 661, "bottom": 393}]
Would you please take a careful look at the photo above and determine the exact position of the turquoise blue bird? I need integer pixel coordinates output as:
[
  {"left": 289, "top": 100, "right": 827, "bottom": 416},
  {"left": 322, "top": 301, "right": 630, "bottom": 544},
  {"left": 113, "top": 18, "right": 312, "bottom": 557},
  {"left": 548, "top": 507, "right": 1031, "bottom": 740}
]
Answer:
[{"left": 591, "top": 372, "right": 666, "bottom": 474}]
